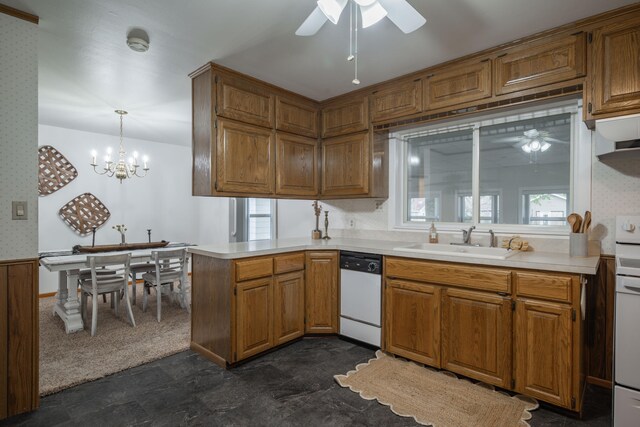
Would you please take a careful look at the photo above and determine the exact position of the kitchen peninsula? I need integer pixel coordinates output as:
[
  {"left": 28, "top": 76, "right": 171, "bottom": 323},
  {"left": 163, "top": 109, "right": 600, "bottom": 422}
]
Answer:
[{"left": 188, "top": 238, "right": 598, "bottom": 412}]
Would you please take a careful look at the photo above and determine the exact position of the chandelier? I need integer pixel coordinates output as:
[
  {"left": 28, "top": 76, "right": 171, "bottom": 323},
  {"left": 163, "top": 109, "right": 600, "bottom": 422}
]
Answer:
[{"left": 90, "top": 110, "right": 149, "bottom": 183}]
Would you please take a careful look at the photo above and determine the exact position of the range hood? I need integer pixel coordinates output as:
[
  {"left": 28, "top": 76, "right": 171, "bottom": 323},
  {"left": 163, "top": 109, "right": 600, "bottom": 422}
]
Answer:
[{"left": 595, "top": 113, "right": 640, "bottom": 160}]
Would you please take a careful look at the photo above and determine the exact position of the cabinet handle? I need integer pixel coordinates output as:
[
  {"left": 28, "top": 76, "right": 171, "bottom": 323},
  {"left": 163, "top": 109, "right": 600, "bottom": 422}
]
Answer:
[
  {"left": 497, "top": 292, "right": 508, "bottom": 297},
  {"left": 481, "top": 58, "right": 491, "bottom": 62},
  {"left": 426, "top": 73, "right": 435, "bottom": 78},
  {"left": 496, "top": 53, "right": 507, "bottom": 59}
]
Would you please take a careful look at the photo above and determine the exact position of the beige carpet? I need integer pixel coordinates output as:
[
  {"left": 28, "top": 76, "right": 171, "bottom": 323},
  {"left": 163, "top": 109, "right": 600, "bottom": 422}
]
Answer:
[
  {"left": 39, "top": 285, "right": 190, "bottom": 396},
  {"left": 335, "top": 350, "right": 538, "bottom": 427}
]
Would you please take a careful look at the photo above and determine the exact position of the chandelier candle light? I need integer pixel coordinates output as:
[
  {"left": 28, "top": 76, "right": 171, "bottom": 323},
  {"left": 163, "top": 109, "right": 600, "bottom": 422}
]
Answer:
[{"left": 91, "top": 110, "right": 149, "bottom": 183}]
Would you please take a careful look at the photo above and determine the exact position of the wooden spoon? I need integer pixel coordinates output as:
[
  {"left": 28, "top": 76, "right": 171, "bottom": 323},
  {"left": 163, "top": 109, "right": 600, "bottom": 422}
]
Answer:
[
  {"left": 574, "top": 215, "right": 583, "bottom": 233},
  {"left": 582, "top": 211, "right": 591, "bottom": 233},
  {"left": 567, "top": 213, "right": 578, "bottom": 233}
]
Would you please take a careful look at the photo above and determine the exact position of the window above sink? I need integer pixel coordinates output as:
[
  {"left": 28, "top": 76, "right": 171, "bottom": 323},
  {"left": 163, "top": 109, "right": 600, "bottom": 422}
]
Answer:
[{"left": 391, "top": 99, "right": 591, "bottom": 236}]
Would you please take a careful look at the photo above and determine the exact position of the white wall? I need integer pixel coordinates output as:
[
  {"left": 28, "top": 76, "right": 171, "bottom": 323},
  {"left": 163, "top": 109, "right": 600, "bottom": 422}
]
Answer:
[
  {"left": 277, "top": 199, "right": 317, "bottom": 238},
  {"left": 38, "top": 125, "right": 229, "bottom": 293},
  {"left": 0, "top": 14, "right": 38, "bottom": 261}
]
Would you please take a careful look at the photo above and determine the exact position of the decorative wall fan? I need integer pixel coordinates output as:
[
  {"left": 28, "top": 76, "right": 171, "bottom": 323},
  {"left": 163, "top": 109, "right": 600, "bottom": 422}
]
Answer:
[{"left": 296, "top": 0, "right": 426, "bottom": 36}]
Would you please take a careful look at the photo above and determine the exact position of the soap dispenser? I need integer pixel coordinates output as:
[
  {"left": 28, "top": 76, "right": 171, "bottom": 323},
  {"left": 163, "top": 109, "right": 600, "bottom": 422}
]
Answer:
[{"left": 429, "top": 222, "right": 438, "bottom": 244}]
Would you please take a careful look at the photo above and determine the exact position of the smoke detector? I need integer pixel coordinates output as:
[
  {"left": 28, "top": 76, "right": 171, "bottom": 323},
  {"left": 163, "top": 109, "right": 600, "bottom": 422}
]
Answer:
[{"left": 126, "top": 29, "right": 149, "bottom": 52}]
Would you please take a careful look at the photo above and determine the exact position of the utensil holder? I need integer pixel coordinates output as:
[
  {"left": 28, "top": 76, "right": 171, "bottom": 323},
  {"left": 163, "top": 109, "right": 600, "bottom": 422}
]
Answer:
[{"left": 569, "top": 233, "right": 588, "bottom": 257}]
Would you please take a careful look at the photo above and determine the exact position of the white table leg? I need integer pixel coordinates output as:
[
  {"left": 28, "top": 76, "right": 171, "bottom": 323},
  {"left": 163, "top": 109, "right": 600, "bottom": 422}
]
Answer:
[
  {"left": 53, "top": 271, "right": 69, "bottom": 315},
  {"left": 52, "top": 269, "right": 84, "bottom": 333}
]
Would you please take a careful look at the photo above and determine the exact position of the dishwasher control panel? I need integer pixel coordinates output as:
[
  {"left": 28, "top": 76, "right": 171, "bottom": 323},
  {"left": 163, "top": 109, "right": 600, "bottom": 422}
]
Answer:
[{"left": 340, "top": 251, "right": 382, "bottom": 274}]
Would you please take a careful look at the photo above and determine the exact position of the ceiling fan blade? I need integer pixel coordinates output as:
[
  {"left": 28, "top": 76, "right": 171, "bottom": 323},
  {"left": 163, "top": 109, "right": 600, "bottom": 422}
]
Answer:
[
  {"left": 545, "top": 137, "right": 568, "bottom": 144},
  {"left": 295, "top": 6, "right": 329, "bottom": 36},
  {"left": 489, "top": 137, "right": 525, "bottom": 143},
  {"left": 377, "top": 0, "right": 426, "bottom": 34}
]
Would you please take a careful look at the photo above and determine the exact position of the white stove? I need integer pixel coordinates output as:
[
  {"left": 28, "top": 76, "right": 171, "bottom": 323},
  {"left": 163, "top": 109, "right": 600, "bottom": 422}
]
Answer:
[{"left": 614, "top": 216, "right": 640, "bottom": 426}]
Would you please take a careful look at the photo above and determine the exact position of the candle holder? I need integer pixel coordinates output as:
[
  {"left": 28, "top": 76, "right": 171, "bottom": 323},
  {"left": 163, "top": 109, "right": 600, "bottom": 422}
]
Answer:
[
  {"left": 312, "top": 200, "right": 323, "bottom": 239},
  {"left": 147, "top": 229, "right": 152, "bottom": 243},
  {"left": 322, "top": 211, "right": 331, "bottom": 240}
]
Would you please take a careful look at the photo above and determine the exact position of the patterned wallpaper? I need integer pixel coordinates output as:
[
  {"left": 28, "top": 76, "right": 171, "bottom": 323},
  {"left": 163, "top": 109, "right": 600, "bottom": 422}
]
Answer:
[
  {"left": 591, "top": 154, "right": 640, "bottom": 255},
  {"left": 0, "top": 14, "right": 38, "bottom": 261}
]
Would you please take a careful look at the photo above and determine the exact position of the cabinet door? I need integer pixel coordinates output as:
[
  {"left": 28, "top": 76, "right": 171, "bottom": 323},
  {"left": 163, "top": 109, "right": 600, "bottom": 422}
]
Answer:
[
  {"left": 274, "top": 271, "right": 305, "bottom": 345},
  {"left": 515, "top": 299, "right": 572, "bottom": 408},
  {"left": 494, "top": 33, "right": 586, "bottom": 95},
  {"left": 275, "top": 133, "right": 318, "bottom": 197},
  {"left": 371, "top": 79, "right": 422, "bottom": 122},
  {"left": 441, "top": 288, "right": 511, "bottom": 388},
  {"left": 384, "top": 279, "right": 441, "bottom": 367},
  {"left": 305, "top": 251, "right": 338, "bottom": 333},
  {"left": 216, "top": 118, "right": 274, "bottom": 194},
  {"left": 321, "top": 132, "right": 370, "bottom": 197},
  {"left": 321, "top": 97, "right": 369, "bottom": 138},
  {"left": 591, "top": 16, "right": 640, "bottom": 115},
  {"left": 217, "top": 74, "right": 274, "bottom": 128},
  {"left": 235, "top": 277, "right": 273, "bottom": 361},
  {"left": 276, "top": 96, "right": 319, "bottom": 138},
  {"left": 423, "top": 60, "right": 492, "bottom": 111}
]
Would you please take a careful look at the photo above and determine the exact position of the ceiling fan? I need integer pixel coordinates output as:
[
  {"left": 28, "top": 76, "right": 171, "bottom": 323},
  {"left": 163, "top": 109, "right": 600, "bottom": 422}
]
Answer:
[
  {"left": 493, "top": 129, "right": 567, "bottom": 153},
  {"left": 296, "top": 0, "right": 426, "bottom": 36}
]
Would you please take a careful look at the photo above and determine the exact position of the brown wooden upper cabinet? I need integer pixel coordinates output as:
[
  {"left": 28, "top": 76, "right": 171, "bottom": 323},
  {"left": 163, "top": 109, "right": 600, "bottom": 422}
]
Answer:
[
  {"left": 494, "top": 33, "right": 586, "bottom": 95},
  {"left": 276, "top": 133, "right": 318, "bottom": 197},
  {"left": 216, "top": 118, "right": 274, "bottom": 195},
  {"left": 276, "top": 96, "right": 319, "bottom": 138},
  {"left": 321, "top": 131, "right": 370, "bottom": 197},
  {"left": 321, "top": 96, "right": 369, "bottom": 138},
  {"left": 590, "top": 14, "right": 640, "bottom": 116},
  {"left": 217, "top": 73, "right": 274, "bottom": 128},
  {"left": 423, "top": 59, "right": 492, "bottom": 111},
  {"left": 370, "top": 79, "right": 422, "bottom": 123}
]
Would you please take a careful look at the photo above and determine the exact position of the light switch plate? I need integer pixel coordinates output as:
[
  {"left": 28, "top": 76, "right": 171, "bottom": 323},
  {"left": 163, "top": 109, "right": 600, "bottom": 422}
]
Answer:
[{"left": 12, "top": 201, "right": 27, "bottom": 220}]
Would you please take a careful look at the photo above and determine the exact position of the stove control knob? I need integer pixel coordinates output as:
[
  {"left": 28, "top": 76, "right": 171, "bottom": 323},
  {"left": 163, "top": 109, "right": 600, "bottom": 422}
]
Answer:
[
  {"left": 367, "top": 262, "right": 377, "bottom": 272},
  {"left": 622, "top": 222, "right": 636, "bottom": 233}
]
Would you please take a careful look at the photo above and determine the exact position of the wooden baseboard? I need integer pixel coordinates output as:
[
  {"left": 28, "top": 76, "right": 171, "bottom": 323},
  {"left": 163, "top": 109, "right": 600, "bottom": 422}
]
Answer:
[
  {"left": 190, "top": 341, "right": 227, "bottom": 368},
  {"left": 586, "top": 376, "right": 612, "bottom": 389}
]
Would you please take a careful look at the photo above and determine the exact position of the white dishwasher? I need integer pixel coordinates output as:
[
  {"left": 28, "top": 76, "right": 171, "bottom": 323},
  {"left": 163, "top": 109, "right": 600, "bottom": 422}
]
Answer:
[{"left": 340, "top": 251, "right": 382, "bottom": 347}]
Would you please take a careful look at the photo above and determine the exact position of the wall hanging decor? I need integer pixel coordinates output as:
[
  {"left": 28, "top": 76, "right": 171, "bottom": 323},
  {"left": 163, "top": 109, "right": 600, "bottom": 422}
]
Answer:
[
  {"left": 38, "top": 145, "right": 78, "bottom": 196},
  {"left": 58, "top": 192, "right": 111, "bottom": 236}
]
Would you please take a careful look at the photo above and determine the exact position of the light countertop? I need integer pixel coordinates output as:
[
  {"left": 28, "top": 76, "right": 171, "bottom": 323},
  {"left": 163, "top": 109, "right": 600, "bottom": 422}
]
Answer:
[{"left": 187, "top": 238, "right": 600, "bottom": 275}]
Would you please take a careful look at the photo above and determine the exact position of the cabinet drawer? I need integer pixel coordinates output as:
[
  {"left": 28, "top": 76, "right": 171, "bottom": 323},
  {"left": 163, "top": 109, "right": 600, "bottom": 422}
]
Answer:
[
  {"left": 235, "top": 257, "right": 273, "bottom": 282},
  {"left": 274, "top": 252, "right": 305, "bottom": 274},
  {"left": 423, "top": 60, "right": 492, "bottom": 111},
  {"left": 385, "top": 257, "right": 511, "bottom": 293},
  {"left": 515, "top": 272, "right": 573, "bottom": 303},
  {"left": 370, "top": 79, "right": 422, "bottom": 122}
]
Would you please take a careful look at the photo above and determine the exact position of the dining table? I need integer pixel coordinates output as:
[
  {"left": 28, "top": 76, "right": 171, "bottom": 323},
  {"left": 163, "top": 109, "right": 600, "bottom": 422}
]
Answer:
[{"left": 39, "top": 243, "right": 192, "bottom": 334}]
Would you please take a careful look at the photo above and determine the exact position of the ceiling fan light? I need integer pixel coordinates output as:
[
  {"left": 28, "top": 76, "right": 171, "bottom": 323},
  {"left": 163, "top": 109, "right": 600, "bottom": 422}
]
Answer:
[
  {"left": 530, "top": 139, "right": 541, "bottom": 151},
  {"left": 354, "top": 0, "right": 377, "bottom": 6},
  {"left": 521, "top": 144, "right": 532, "bottom": 154},
  {"left": 360, "top": 2, "right": 387, "bottom": 28},
  {"left": 317, "top": 0, "right": 348, "bottom": 24},
  {"left": 541, "top": 142, "right": 551, "bottom": 152}
]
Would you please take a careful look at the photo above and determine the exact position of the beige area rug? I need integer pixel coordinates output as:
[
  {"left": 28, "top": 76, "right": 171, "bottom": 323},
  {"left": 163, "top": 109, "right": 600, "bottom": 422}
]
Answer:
[
  {"left": 40, "top": 284, "right": 190, "bottom": 396},
  {"left": 335, "top": 351, "right": 538, "bottom": 427}
]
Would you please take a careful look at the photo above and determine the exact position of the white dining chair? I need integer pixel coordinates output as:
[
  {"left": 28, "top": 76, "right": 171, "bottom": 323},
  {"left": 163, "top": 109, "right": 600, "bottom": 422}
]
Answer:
[
  {"left": 141, "top": 249, "right": 189, "bottom": 322},
  {"left": 79, "top": 253, "right": 135, "bottom": 336},
  {"left": 129, "top": 262, "right": 156, "bottom": 305}
]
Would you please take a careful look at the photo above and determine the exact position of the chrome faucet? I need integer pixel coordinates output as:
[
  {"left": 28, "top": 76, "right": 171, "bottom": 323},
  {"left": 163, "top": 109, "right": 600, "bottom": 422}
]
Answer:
[{"left": 462, "top": 226, "right": 475, "bottom": 244}]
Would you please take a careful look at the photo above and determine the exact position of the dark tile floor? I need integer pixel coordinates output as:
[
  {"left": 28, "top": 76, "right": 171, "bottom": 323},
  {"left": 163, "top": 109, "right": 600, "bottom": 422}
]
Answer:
[{"left": 2, "top": 337, "right": 611, "bottom": 426}]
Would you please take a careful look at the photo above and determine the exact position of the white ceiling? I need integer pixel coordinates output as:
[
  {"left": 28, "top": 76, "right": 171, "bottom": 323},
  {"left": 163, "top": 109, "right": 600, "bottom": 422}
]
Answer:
[{"left": 3, "top": 0, "right": 637, "bottom": 146}]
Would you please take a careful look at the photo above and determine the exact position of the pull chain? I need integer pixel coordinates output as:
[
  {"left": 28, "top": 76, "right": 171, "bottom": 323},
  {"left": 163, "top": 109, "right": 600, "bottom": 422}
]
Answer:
[
  {"left": 353, "top": 0, "right": 360, "bottom": 85},
  {"left": 347, "top": 0, "right": 354, "bottom": 61}
]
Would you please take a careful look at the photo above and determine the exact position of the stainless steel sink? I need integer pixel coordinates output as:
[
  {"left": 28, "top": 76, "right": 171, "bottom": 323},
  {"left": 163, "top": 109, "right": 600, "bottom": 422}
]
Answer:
[{"left": 392, "top": 243, "right": 517, "bottom": 260}]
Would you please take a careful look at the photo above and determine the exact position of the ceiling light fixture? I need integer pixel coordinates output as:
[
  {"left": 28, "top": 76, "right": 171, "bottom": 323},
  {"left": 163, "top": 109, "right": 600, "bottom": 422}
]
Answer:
[
  {"left": 126, "top": 28, "right": 150, "bottom": 52},
  {"left": 90, "top": 110, "right": 149, "bottom": 183},
  {"left": 296, "top": 0, "right": 426, "bottom": 85}
]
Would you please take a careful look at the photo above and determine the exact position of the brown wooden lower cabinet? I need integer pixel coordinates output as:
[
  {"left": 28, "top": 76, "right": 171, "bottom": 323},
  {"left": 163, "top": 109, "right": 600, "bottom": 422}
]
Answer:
[
  {"left": 384, "top": 279, "right": 440, "bottom": 367},
  {"left": 514, "top": 298, "right": 573, "bottom": 408},
  {"left": 441, "top": 288, "right": 512, "bottom": 388},
  {"left": 305, "top": 251, "right": 338, "bottom": 333},
  {"left": 383, "top": 256, "right": 584, "bottom": 412},
  {"left": 274, "top": 271, "right": 305, "bottom": 345},
  {"left": 235, "top": 277, "right": 274, "bottom": 361},
  {"left": 0, "top": 259, "right": 39, "bottom": 421}
]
